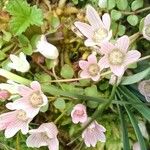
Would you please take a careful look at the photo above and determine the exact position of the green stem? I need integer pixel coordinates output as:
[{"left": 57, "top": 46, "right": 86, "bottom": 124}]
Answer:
[
  {"left": 0, "top": 69, "right": 31, "bottom": 85},
  {"left": 1, "top": 43, "right": 15, "bottom": 53},
  {"left": 129, "top": 32, "right": 140, "bottom": 45},
  {"left": 121, "top": 6, "right": 150, "bottom": 15}
]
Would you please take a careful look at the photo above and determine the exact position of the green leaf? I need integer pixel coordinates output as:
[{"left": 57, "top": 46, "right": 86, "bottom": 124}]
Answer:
[
  {"left": 2, "top": 30, "right": 12, "bottom": 42},
  {"left": 60, "top": 64, "right": 74, "bottom": 79},
  {"left": 131, "top": 0, "right": 143, "bottom": 11},
  {"left": 119, "top": 86, "right": 150, "bottom": 122},
  {"left": 127, "top": 15, "right": 139, "bottom": 26},
  {"left": 0, "top": 51, "right": 6, "bottom": 61},
  {"left": 6, "top": 0, "right": 43, "bottom": 35},
  {"left": 54, "top": 98, "right": 66, "bottom": 110},
  {"left": 118, "top": 105, "right": 130, "bottom": 150},
  {"left": 72, "top": 0, "right": 78, "bottom": 5},
  {"left": 18, "top": 34, "right": 33, "bottom": 55},
  {"left": 49, "top": 16, "right": 60, "bottom": 29},
  {"left": 124, "top": 105, "right": 147, "bottom": 150},
  {"left": 118, "top": 24, "right": 126, "bottom": 36},
  {"left": 139, "top": 18, "right": 144, "bottom": 33},
  {"left": 40, "top": 103, "right": 49, "bottom": 112},
  {"left": 107, "top": 0, "right": 116, "bottom": 10},
  {"left": 111, "top": 10, "right": 122, "bottom": 21},
  {"left": 121, "top": 68, "right": 150, "bottom": 85},
  {"left": 116, "top": 0, "right": 128, "bottom": 10},
  {"left": 98, "top": 0, "right": 107, "bottom": 8}
]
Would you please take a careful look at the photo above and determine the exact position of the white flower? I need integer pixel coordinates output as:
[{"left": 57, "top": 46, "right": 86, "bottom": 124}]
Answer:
[
  {"left": 36, "top": 35, "right": 59, "bottom": 59},
  {"left": 82, "top": 118, "right": 106, "bottom": 147},
  {"left": 26, "top": 122, "right": 59, "bottom": 150},
  {"left": 8, "top": 52, "right": 30, "bottom": 73}
]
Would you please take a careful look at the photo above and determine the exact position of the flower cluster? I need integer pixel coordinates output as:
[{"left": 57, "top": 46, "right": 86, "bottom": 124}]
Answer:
[
  {"left": 71, "top": 104, "right": 106, "bottom": 147},
  {"left": 0, "top": 81, "right": 59, "bottom": 150},
  {"left": 75, "top": 5, "right": 141, "bottom": 81}
]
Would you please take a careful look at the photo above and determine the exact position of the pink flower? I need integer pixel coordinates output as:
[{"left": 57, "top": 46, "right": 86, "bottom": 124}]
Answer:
[
  {"left": 138, "top": 80, "right": 150, "bottom": 102},
  {"left": 71, "top": 104, "right": 87, "bottom": 124},
  {"left": 82, "top": 119, "right": 106, "bottom": 147},
  {"left": 0, "top": 109, "right": 32, "bottom": 138},
  {"left": 26, "top": 122, "right": 59, "bottom": 150},
  {"left": 0, "top": 90, "right": 10, "bottom": 101},
  {"left": 99, "top": 35, "right": 141, "bottom": 76},
  {"left": 6, "top": 81, "right": 48, "bottom": 118},
  {"left": 79, "top": 54, "right": 102, "bottom": 81},
  {"left": 143, "top": 14, "right": 150, "bottom": 41},
  {"left": 133, "top": 142, "right": 141, "bottom": 150},
  {"left": 74, "top": 5, "right": 112, "bottom": 47}
]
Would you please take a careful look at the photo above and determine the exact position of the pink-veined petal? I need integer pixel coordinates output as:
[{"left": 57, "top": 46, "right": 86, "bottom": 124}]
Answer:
[
  {"left": 98, "top": 56, "right": 109, "bottom": 69},
  {"left": 102, "top": 13, "right": 111, "bottom": 30},
  {"left": 74, "top": 22, "right": 94, "bottom": 38},
  {"left": 84, "top": 39, "right": 96, "bottom": 47},
  {"left": 18, "top": 85, "right": 32, "bottom": 97},
  {"left": 116, "top": 35, "right": 129, "bottom": 52},
  {"left": 80, "top": 71, "right": 90, "bottom": 79},
  {"left": 88, "top": 54, "right": 97, "bottom": 64},
  {"left": 142, "top": 27, "right": 150, "bottom": 41},
  {"left": 5, "top": 119, "right": 22, "bottom": 138},
  {"left": 21, "top": 121, "right": 31, "bottom": 135},
  {"left": 99, "top": 42, "right": 115, "bottom": 54},
  {"left": 91, "top": 75, "right": 100, "bottom": 81},
  {"left": 144, "top": 14, "right": 150, "bottom": 26},
  {"left": 124, "top": 50, "right": 141, "bottom": 66},
  {"left": 48, "top": 138, "right": 59, "bottom": 150},
  {"left": 110, "top": 65, "right": 125, "bottom": 77},
  {"left": 26, "top": 133, "right": 48, "bottom": 148},
  {"left": 79, "top": 60, "right": 89, "bottom": 70},
  {"left": 86, "top": 5, "right": 104, "bottom": 30},
  {"left": 30, "top": 81, "right": 41, "bottom": 91}
]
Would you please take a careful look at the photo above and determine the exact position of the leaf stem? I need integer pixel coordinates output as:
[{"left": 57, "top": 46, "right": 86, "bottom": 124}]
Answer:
[{"left": 121, "top": 6, "right": 150, "bottom": 15}]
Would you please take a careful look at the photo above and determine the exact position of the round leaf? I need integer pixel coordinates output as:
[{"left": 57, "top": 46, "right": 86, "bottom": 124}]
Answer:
[
  {"left": 98, "top": 0, "right": 107, "bottom": 8},
  {"left": 108, "top": 0, "right": 116, "bottom": 10},
  {"left": 60, "top": 64, "right": 74, "bottom": 79},
  {"left": 111, "top": 10, "right": 122, "bottom": 21},
  {"left": 131, "top": 0, "right": 143, "bottom": 11},
  {"left": 118, "top": 24, "right": 126, "bottom": 36},
  {"left": 127, "top": 15, "right": 139, "bottom": 26},
  {"left": 54, "top": 98, "right": 66, "bottom": 110},
  {"left": 116, "top": 0, "right": 128, "bottom": 10}
]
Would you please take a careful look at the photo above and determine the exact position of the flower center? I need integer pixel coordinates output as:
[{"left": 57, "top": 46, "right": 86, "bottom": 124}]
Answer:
[
  {"left": 145, "top": 25, "right": 150, "bottom": 37},
  {"left": 17, "top": 110, "right": 28, "bottom": 121},
  {"left": 29, "top": 91, "right": 43, "bottom": 108},
  {"left": 88, "top": 64, "right": 100, "bottom": 76},
  {"left": 75, "top": 109, "right": 84, "bottom": 116},
  {"left": 108, "top": 49, "right": 125, "bottom": 65},
  {"left": 144, "top": 82, "right": 150, "bottom": 94},
  {"left": 93, "top": 28, "right": 108, "bottom": 43}
]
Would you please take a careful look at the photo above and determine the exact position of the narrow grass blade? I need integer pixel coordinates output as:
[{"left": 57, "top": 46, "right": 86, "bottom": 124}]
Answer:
[{"left": 124, "top": 105, "right": 147, "bottom": 150}]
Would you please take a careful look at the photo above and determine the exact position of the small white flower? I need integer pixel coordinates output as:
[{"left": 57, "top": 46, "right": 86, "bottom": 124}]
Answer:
[
  {"left": 8, "top": 52, "right": 30, "bottom": 73},
  {"left": 36, "top": 35, "right": 59, "bottom": 59}
]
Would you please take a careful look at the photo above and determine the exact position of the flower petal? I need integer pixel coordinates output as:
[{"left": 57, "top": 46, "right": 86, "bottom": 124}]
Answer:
[
  {"left": 18, "top": 85, "right": 32, "bottom": 97},
  {"left": 74, "top": 22, "right": 94, "bottom": 38},
  {"left": 144, "top": 14, "right": 150, "bottom": 26},
  {"left": 88, "top": 54, "right": 97, "bottom": 64},
  {"left": 91, "top": 75, "right": 100, "bottom": 81},
  {"left": 98, "top": 56, "right": 109, "bottom": 69},
  {"left": 48, "top": 138, "right": 59, "bottom": 150},
  {"left": 84, "top": 39, "right": 96, "bottom": 47},
  {"left": 124, "top": 50, "right": 141, "bottom": 66},
  {"left": 99, "top": 42, "right": 115, "bottom": 54},
  {"left": 26, "top": 133, "right": 48, "bottom": 148},
  {"left": 110, "top": 65, "right": 125, "bottom": 77},
  {"left": 80, "top": 71, "right": 90, "bottom": 79},
  {"left": 102, "top": 13, "right": 111, "bottom": 30},
  {"left": 116, "top": 35, "right": 129, "bottom": 52},
  {"left": 5, "top": 120, "right": 22, "bottom": 138},
  {"left": 30, "top": 81, "right": 41, "bottom": 91},
  {"left": 86, "top": 5, "right": 104, "bottom": 30},
  {"left": 79, "top": 60, "right": 89, "bottom": 70}
]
